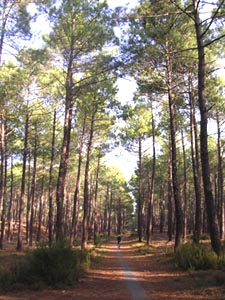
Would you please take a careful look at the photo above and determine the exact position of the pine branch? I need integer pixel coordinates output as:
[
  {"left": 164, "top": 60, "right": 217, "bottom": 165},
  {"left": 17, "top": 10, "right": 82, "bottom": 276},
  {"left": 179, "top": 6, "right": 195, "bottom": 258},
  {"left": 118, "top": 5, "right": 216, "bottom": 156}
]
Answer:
[{"left": 201, "top": 0, "right": 225, "bottom": 38}]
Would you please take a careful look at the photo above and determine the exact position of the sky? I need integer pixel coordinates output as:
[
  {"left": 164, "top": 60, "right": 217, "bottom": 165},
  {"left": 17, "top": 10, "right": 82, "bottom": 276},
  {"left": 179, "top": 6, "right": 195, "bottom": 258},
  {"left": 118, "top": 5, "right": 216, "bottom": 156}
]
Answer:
[
  {"left": 107, "top": 0, "right": 139, "bottom": 8},
  {"left": 103, "top": 0, "right": 140, "bottom": 180},
  {"left": 104, "top": 78, "right": 138, "bottom": 180}
]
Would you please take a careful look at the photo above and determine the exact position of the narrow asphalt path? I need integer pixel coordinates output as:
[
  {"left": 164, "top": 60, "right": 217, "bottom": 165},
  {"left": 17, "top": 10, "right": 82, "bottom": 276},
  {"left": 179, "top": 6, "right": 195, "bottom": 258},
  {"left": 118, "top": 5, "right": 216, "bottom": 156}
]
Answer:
[{"left": 116, "top": 248, "right": 149, "bottom": 300}]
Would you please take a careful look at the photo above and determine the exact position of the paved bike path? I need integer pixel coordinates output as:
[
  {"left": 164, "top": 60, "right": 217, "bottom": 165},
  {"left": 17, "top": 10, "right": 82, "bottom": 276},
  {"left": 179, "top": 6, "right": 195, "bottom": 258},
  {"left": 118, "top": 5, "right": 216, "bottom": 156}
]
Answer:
[{"left": 116, "top": 248, "right": 149, "bottom": 300}]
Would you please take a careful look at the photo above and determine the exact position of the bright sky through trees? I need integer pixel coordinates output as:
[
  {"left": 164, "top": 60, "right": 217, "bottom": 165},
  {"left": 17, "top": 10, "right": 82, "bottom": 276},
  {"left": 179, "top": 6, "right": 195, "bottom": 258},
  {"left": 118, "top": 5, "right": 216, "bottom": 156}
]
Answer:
[
  {"left": 24, "top": 0, "right": 139, "bottom": 180},
  {"left": 103, "top": 0, "right": 140, "bottom": 180},
  {"left": 104, "top": 77, "right": 138, "bottom": 180},
  {"left": 107, "top": 0, "right": 138, "bottom": 8}
]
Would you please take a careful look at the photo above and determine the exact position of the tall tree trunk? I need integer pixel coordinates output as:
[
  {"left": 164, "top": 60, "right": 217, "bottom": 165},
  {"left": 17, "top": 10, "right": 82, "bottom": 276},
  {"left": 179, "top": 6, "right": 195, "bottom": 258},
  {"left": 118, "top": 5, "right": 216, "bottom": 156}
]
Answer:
[
  {"left": 64, "top": 191, "right": 71, "bottom": 236},
  {"left": 166, "top": 44, "right": 183, "bottom": 249},
  {"left": 88, "top": 181, "right": 94, "bottom": 238},
  {"left": 181, "top": 128, "right": 187, "bottom": 242},
  {"left": 0, "top": 115, "right": 6, "bottom": 249},
  {"left": 71, "top": 113, "right": 87, "bottom": 244},
  {"left": 167, "top": 145, "right": 173, "bottom": 242},
  {"left": 48, "top": 110, "right": 56, "bottom": 246},
  {"left": 193, "top": 0, "right": 221, "bottom": 255},
  {"left": 216, "top": 112, "right": 224, "bottom": 240},
  {"left": 37, "top": 174, "right": 44, "bottom": 242},
  {"left": 7, "top": 156, "right": 13, "bottom": 241},
  {"left": 29, "top": 124, "right": 38, "bottom": 247},
  {"left": 117, "top": 197, "right": 122, "bottom": 234},
  {"left": 107, "top": 188, "right": 112, "bottom": 237},
  {"left": 137, "top": 136, "right": 143, "bottom": 242},
  {"left": 93, "top": 149, "right": 101, "bottom": 242},
  {"left": 17, "top": 106, "right": 29, "bottom": 251},
  {"left": 189, "top": 75, "right": 202, "bottom": 243},
  {"left": 56, "top": 64, "right": 73, "bottom": 240},
  {"left": 16, "top": 101, "right": 29, "bottom": 251},
  {"left": 0, "top": 109, "right": 5, "bottom": 222},
  {"left": 26, "top": 151, "right": 31, "bottom": 243},
  {"left": 82, "top": 113, "right": 95, "bottom": 249},
  {"left": 146, "top": 113, "right": 156, "bottom": 245},
  {"left": 159, "top": 184, "right": 165, "bottom": 233}
]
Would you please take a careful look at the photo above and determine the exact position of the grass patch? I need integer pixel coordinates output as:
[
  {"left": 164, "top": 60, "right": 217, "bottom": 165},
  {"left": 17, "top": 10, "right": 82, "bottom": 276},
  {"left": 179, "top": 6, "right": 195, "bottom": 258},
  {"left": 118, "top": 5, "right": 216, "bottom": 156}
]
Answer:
[
  {"left": 94, "top": 235, "right": 103, "bottom": 248},
  {"left": 91, "top": 250, "right": 104, "bottom": 264},
  {"left": 136, "top": 245, "right": 155, "bottom": 255}
]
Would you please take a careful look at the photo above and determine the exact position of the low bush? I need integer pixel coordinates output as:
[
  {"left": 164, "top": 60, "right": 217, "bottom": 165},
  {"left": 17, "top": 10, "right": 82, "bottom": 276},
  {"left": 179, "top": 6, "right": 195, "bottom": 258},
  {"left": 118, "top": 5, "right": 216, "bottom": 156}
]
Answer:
[
  {"left": 136, "top": 245, "right": 154, "bottom": 255},
  {"left": 0, "top": 239, "right": 90, "bottom": 290},
  {"left": 174, "top": 242, "right": 218, "bottom": 271},
  {"left": 94, "top": 234, "right": 102, "bottom": 247},
  {"left": 217, "top": 241, "right": 225, "bottom": 269}
]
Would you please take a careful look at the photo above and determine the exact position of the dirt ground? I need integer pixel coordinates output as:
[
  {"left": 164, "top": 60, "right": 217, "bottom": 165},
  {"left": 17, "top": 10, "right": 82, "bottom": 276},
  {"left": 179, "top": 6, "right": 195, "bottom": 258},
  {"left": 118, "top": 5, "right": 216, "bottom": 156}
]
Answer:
[{"left": 1, "top": 233, "right": 225, "bottom": 300}]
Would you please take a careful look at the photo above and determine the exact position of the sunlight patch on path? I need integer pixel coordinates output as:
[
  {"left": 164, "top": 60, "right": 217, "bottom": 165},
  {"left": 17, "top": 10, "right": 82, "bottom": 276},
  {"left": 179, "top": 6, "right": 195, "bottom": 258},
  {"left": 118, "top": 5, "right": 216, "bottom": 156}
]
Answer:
[{"left": 116, "top": 249, "right": 149, "bottom": 300}]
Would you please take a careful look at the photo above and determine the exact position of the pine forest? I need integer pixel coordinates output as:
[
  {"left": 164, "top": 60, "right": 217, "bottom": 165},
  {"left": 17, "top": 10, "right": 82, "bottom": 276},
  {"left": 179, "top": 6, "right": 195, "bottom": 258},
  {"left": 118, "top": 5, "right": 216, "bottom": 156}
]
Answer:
[{"left": 0, "top": 0, "right": 225, "bottom": 269}]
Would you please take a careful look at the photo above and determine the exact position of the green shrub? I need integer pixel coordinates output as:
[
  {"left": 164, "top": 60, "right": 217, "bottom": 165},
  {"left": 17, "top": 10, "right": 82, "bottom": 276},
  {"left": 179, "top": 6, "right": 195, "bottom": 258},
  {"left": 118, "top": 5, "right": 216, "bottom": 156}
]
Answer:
[
  {"left": 200, "top": 234, "right": 209, "bottom": 240},
  {"left": 0, "top": 255, "right": 29, "bottom": 290},
  {"left": 174, "top": 242, "right": 218, "bottom": 271},
  {"left": 25, "top": 240, "right": 82, "bottom": 287},
  {"left": 217, "top": 241, "right": 225, "bottom": 269},
  {"left": 94, "top": 235, "right": 102, "bottom": 247},
  {"left": 136, "top": 245, "right": 153, "bottom": 255},
  {"left": 79, "top": 248, "right": 91, "bottom": 274},
  {"left": 0, "top": 239, "right": 91, "bottom": 290}
]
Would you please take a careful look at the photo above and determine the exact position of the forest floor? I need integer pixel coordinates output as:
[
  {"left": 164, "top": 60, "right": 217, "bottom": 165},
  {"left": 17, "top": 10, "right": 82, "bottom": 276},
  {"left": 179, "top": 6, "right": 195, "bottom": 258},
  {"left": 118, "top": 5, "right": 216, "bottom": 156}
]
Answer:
[{"left": 1, "top": 233, "right": 225, "bottom": 300}]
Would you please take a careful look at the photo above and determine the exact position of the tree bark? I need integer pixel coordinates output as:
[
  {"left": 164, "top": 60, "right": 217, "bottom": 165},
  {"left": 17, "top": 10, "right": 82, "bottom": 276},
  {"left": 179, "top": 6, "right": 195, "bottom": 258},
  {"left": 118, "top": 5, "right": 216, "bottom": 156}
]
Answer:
[
  {"left": 193, "top": 0, "right": 221, "bottom": 255},
  {"left": 117, "top": 197, "right": 122, "bottom": 235},
  {"left": 104, "top": 185, "right": 109, "bottom": 236},
  {"left": 159, "top": 186, "right": 165, "bottom": 234},
  {"left": 37, "top": 174, "right": 44, "bottom": 242},
  {"left": 146, "top": 112, "right": 156, "bottom": 245},
  {"left": 0, "top": 114, "right": 6, "bottom": 249},
  {"left": 48, "top": 110, "right": 56, "bottom": 246},
  {"left": 17, "top": 105, "right": 29, "bottom": 251},
  {"left": 56, "top": 62, "right": 73, "bottom": 240},
  {"left": 188, "top": 75, "right": 202, "bottom": 243},
  {"left": 29, "top": 124, "right": 38, "bottom": 247},
  {"left": 26, "top": 151, "right": 31, "bottom": 244},
  {"left": 71, "top": 113, "right": 87, "bottom": 244},
  {"left": 82, "top": 112, "right": 95, "bottom": 249},
  {"left": 216, "top": 112, "right": 224, "bottom": 240},
  {"left": 167, "top": 145, "right": 173, "bottom": 242},
  {"left": 181, "top": 128, "right": 187, "bottom": 242},
  {"left": 137, "top": 136, "right": 143, "bottom": 242},
  {"left": 93, "top": 149, "right": 101, "bottom": 242},
  {"left": 166, "top": 43, "right": 183, "bottom": 249},
  {"left": 0, "top": 109, "right": 5, "bottom": 223},
  {"left": 7, "top": 156, "right": 13, "bottom": 241}
]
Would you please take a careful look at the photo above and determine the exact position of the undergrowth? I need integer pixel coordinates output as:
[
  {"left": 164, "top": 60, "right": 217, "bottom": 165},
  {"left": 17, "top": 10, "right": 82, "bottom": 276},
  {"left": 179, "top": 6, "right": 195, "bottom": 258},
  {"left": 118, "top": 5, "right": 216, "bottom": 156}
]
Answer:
[
  {"left": 136, "top": 245, "right": 155, "bottom": 255},
  {"left": 174, "top": 242, "right": 225, "bottom": 271},
  {"left": 0, "top": 239, "right": 91, "bottom": 290},
  {"left": 94, "top": 234, "right": 103, "bottom": 247}
]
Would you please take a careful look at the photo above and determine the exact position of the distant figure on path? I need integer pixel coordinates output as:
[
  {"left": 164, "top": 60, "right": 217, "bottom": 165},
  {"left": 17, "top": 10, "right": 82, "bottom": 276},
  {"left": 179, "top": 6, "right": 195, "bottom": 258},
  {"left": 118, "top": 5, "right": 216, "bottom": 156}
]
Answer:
[{"left": 117, "top": 235, "right": 122, "bottom": 248}]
